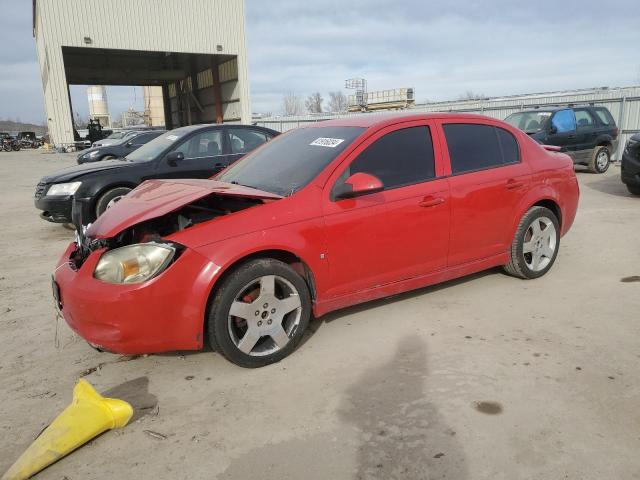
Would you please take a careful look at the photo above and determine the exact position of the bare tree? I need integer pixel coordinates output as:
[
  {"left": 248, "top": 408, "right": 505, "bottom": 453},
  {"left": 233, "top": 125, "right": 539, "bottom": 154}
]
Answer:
[
  {"left": 282, "top": 92, "right": 304, "bottom": 116},
  {"left": 457, "top": 90, "right": 488, "bottom": 101},
  {"left": 328, "top": 91, "right": 348, "bottom": 113},
  {"left": 305, "top": 92, "right": 324, "bottom": 113}
]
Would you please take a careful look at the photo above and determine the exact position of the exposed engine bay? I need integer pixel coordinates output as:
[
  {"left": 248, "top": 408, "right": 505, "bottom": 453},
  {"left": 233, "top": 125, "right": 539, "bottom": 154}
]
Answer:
[{"left": 71, "top": 194, "right": 266, "bottom": 268}]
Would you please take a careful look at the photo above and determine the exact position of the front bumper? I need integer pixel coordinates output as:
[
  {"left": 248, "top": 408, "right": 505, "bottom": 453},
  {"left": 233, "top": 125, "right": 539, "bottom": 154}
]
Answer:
[
  {"left": 35, "top": 195, "right": 73, "bottom": 223},
  {"left": 621, "top": 149, "right": 640, "bottom": 187},
  {"left": 53, "top": 243, "right": 220, "bottom": 354}
]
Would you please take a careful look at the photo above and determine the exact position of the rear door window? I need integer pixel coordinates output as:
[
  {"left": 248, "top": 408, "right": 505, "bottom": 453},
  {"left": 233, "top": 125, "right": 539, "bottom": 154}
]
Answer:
[
  {"left": 444, "top": 124, "right": 502, "bottom": 174},
  {"left": 551, "top": 110, "right": 576, "bottom": 133},
  {"left": 574, "top": 109, "right": 596, "bottom": 130}
]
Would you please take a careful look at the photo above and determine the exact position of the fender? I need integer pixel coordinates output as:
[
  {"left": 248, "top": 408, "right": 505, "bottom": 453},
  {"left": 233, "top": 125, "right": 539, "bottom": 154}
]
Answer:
[
  {"left": 594, "top": 134, "right": 615, "bottom": 149},
  {"left": 192, "top": 217, "right": 328, "bottom": 312},
  {"left": 507, "top": 182, "right": 562, "bottom": 242}
]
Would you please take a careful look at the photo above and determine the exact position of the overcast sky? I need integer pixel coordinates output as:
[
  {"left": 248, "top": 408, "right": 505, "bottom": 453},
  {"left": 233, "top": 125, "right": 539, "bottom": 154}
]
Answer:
[{"left": 0, "top": 0, "right": 638, "bottom": 124}]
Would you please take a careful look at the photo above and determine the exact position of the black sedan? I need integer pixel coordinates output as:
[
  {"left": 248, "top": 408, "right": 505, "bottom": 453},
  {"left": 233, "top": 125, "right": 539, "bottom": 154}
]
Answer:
[
  {"left": 77, "top": 130, "right": 165, "bottom": 164},
  {"left": 35, "top": 124, "right": 279, "bottom": 224},
  {"left": 621, "top": 133, "right": 640, "bottom": 196}
]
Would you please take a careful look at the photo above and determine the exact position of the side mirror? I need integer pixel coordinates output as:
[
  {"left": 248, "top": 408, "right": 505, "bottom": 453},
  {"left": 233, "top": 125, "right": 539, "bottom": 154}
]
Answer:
[
  {"left": 549, "top": 125, "right": 558, "bottom": 135},
  {"left": 166, "top": 151, "right": 185, "bottom": 166},
  {"left": 125, "top": 141, "right": 133, "bottom": 147},
  {"left": 335, "top": 172, "right": 383, "bottom": 199}
]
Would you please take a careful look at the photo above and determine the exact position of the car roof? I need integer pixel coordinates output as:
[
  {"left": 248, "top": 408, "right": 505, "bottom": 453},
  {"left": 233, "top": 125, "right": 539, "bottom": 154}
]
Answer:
[
  {"left": 306, "top": 112, "right": 501, "bottom": 129},
  {"left": 169, "top": 123, "right": 277, "bottom": 134},
  {"left": 515, "top": 105, "right": 605, "bottom": 114}
]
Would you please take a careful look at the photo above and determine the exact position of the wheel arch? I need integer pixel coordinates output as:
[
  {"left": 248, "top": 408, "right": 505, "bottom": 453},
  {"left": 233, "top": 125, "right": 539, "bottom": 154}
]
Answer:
[
  {"left": 509, "top": 190, "right": 563, "bottom": 245},
  {"left": 93, "top": 182, "right": 138, "bottom": 207},
  {"left": 209, "top": 249, "right": 317, "bottom": 302},
  {"left": 531, "top": 198, "right": 562, "bottom": 228},
  {"left": 595, "top": 135, "right": 613, "bottom": 150},
  {"left": 201, "top": 248, "right": 318, "bottom": 344}
]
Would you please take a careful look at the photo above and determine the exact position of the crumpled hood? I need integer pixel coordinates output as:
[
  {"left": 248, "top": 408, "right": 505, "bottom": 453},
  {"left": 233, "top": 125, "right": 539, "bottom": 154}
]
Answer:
[{"left": 86, "top": 178, "right": 283, "bottom": 239}]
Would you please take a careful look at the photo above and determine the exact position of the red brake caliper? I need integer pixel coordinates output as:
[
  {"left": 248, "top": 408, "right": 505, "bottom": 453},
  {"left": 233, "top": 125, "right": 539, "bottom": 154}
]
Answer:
[{"left": 234, "top": 289, "right": 259, "bottom": 327}]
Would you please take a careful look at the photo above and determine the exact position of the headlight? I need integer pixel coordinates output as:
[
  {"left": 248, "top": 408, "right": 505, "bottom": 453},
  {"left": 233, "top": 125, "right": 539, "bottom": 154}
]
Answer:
[
  {"left": 94, "top": 243, "right": 176, "bottom": 284},
  {"left": 83, "top": 150, "right": 100, "bottom": 159},
  {"left": 46, "top": 181, "right": 81, "bottom": 196}
]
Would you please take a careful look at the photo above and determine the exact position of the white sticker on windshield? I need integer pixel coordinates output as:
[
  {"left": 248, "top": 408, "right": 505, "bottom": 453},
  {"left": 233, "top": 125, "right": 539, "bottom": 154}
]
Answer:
[
  {"left": 165, "top": 134, "right": 179, "bottom": 141},
  {"left": 310, "top": 137, "right": 344, "bottom": 148}
]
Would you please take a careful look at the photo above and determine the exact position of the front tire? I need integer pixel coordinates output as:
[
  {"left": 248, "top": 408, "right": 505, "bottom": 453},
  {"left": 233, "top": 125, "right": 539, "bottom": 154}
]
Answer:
[
  {"left": 627, "top": 185, "right": 640, "bottom": 196},
  {"left": 94, "top": 187, "right": 132, "bottom": 218},
  {"left": 208, "top": 258, "right": 311, "bottom": 368},
  {"left": 588, "top": 146, "right": 610, "bottom": 173},
  {"left": 504, "top": 206, "right": 560, "bottom": 279}
]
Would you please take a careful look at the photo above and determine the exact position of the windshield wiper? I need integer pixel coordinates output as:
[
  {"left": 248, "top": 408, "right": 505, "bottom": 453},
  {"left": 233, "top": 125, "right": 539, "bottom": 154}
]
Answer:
[{"left": 230, "top": 180, "right": 256, "bottom": 189}]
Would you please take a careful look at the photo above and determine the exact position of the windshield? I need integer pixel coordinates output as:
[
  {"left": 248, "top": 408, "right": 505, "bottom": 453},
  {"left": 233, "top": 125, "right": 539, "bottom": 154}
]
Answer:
[
  {"left": 106, "top": 131, "right": 127, "bottom": 139},
  {"left": 217, "top": 126, "right": 365, "bottom": 196},
  {"left": 505, "top": 111, "right": 553, "bottom": 133},
  {"left": 125, "top": 128, "right": 192, "bottom": 162}
]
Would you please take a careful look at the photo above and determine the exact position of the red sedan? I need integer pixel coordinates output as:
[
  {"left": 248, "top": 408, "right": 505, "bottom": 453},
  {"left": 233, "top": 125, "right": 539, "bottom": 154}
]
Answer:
[{"left": 53, "top": 114, "right": 579, "bottom": 367}]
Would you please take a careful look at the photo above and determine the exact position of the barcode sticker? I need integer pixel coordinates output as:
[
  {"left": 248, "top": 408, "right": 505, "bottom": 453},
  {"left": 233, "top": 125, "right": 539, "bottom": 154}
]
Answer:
[{"left": 310, "top": 137, "right": 344, "bottom": 148}]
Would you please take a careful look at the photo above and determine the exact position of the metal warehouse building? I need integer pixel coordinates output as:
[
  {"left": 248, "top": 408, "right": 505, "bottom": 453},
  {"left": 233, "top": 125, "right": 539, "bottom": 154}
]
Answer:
[
  {"left": 256, "top": 85, "right": 640, "bottom": 160},
  {"left": 33, "top": 0, "right": 251, "bottom": 146}
]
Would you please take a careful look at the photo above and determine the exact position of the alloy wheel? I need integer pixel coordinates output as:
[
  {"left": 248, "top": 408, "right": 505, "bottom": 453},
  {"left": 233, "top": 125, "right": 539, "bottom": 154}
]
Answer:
[
  {"left": 227, "top": 275, "right": 302, "bottom": 356},
  {"left": 596, "top": 150, "right": 609, "bottom": 171},
  {"left": 106, "top": 196, "right": 125, "bottom": 209},
  {"left": 523, "top": 216, "right": 557, "bottom": 272}
]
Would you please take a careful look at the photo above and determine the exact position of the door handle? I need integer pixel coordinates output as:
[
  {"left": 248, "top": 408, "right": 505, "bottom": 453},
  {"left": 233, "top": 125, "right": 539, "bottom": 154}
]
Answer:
[
  {"left": 567, "top": 135, "right": 576, "bottom": 139},
  {"left": 506, "top": 179, "right": 525, "bottom": 190},
  {"left": 418, "top": 196, "right": 445, "bottom": 208}
]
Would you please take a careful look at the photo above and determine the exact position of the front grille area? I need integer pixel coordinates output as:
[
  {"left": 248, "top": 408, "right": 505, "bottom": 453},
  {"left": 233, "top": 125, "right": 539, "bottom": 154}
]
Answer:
[{"left": 35, "top": 182, "right": 46, "bottom": 199}]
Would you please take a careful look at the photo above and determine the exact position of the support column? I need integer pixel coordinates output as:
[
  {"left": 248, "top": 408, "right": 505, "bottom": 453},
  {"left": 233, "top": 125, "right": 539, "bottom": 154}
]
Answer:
[
  {"left": 162, "top": 84, "right": 173, "bottom": 130},
  {"left": 210, "top": 57, "right": 223, "bottom": 124},
  {"left": 189, "top": 59, "right": 200, "bottom": 124}
]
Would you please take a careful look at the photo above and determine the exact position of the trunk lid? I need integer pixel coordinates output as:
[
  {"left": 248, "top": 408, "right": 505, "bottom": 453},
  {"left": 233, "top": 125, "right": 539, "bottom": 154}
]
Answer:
[{"left": 86, "top": 179, "right": 282, "bottom": 238}]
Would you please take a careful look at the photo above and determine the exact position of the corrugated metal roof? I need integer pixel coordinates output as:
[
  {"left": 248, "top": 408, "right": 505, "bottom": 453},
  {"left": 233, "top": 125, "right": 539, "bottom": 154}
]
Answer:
[{"left": 255, "top": 85, "right": 640, "bottom": 159}]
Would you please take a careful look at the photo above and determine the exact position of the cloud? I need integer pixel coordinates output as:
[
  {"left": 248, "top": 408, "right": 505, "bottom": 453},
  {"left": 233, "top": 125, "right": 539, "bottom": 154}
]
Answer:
[
  {"left": 0, "top": 0, "right": 638, "bottom": 122},
  {"left": 246, "top": 0, "right": 640, "bottom": 112}
]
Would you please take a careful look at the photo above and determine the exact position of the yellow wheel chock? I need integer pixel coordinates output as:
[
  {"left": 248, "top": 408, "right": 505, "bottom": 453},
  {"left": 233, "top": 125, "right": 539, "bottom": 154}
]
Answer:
[{"left": 2, "top": 379, "right": 133, "bottom": 480}]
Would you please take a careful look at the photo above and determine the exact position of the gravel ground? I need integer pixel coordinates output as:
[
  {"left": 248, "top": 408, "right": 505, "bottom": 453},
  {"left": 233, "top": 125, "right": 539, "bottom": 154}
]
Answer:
[{"left": 1, "top": 150, "right": 639, "bottom": 480}]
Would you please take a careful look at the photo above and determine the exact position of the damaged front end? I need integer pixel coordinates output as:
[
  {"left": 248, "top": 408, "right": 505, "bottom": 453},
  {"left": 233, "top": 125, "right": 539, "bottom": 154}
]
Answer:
[{"left": 69, "top": 179, "right": 281, "bottom": 272}]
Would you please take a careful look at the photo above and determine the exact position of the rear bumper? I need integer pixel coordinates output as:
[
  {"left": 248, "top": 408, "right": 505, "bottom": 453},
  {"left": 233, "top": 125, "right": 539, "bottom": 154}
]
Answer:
[
  {"left": 35, "top": 195, "right": 73, "bottom": 223},
  {"left": 53, "top": 243, "right": 219, "bottom": 354}
]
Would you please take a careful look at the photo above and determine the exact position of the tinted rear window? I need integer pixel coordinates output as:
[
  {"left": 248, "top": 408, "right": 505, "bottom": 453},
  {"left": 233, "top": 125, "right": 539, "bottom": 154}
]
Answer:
[
  {"left": 444, "top": 124, "right": 501, "bottom": 174},
  {"left": 444, "top": 124, "right": 519, "bottom": 174}
]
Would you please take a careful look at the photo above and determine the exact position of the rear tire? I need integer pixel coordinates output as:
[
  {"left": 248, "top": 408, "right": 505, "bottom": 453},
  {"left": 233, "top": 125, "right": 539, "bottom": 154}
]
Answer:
[
  {"left": 94, "top": 187, "right": 132, "bottom": 218},
  {"left": 207, "top": 258, "right": 311, "bottom": 368},
  {"left": 588, "top": 146, "right": 610, "bottom": 173},
  {"left": 504, "top": 206, "right": 560, "bottom": 279},
  {"left": 627, "top": 185, "right": 640, "bottom": 196}
]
